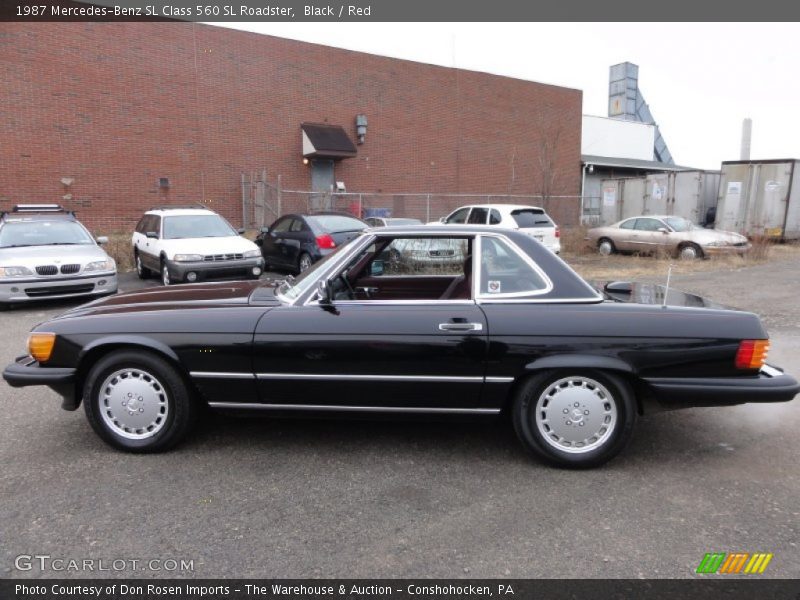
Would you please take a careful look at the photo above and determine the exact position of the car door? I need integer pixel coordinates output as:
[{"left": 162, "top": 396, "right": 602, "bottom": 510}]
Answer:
[
  {"left": 252, "top": 235, "right": 489, "bottom": 409},
  {"left": 260, "top": 216, "right": 295, "bottom": 268},
  {"left": 632, "top": 217, "right": 665, "bottom": 251},
  {"left": 613, "top": 218, "right": 638, "bottom": 251},
  {"left": 136, "top": 215, "right": 161, "bottom": 270}
]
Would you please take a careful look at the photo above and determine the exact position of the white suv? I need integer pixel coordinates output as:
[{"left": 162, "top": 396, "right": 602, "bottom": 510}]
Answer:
[
  {"left": 436, "top": 204, "right": 561, "bottom": 254},
  {"left": 132, "top": 206, "right": 264, "bottom": 286}
]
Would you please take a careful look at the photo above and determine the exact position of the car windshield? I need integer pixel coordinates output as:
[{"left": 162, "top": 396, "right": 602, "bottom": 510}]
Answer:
[
  {"left": 163, "top": 214, "right": 237, "bottom": 239},
  {"left": 0, "top": 220, "right": 95, "bottom": 248},
  {"left": 277, "top": 244, "right": 349, "bottom": 302},
  {"left": 663, "top": 217, "right": 695, "bottom": 232},
  {"left": 511, "top": 209, "right": 554, "bottom": 228},
  {"left": 308, "top": 215, "right": 366, "bottom": 233}
]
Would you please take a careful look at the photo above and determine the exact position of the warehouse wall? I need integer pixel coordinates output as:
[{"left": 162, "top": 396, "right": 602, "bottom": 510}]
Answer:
[{"left": 0, "top": 22, "right": 582, "bottom": 232}]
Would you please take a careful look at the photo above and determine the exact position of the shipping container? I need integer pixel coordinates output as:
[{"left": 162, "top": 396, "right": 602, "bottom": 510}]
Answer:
[
  {"left": 597, "top": 171, "right": 720, "bottom": 225},
  {"left": 716, "top": 160, "right": 800, "bottom": 240}
]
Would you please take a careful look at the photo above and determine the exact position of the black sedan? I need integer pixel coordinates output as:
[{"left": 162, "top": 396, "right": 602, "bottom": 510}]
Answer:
[
  {"left": 256, "top": 212, "right": 367, "bottom": 274},
  {"left": 4, "top": 226, "right": 798, "bottom": 468}
]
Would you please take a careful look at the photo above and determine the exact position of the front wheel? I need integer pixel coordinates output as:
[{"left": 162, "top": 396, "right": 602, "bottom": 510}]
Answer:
[
  {"left": 135, "top": 251, "right": 150, "bottom": 279},
  {"left": 512, "top": 370, "right": 637, "bottom": 468},
  {"left": 678, "top": 243, "right": 703, "bottom": 260},
  {"left": 83, "top": 350, "right": 196, "bottom": 452},
  {"left": 161, "top": 260, "right": 172, "bottom": 286}
]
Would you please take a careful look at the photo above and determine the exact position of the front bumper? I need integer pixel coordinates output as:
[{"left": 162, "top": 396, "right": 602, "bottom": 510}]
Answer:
[
  {"left": 643, "top": 364, "right": 799, "bottom": 409},
  {"left": 3, "top": 355, "right": 78, "bottom": 410},
  {"left": 0, "top": 272, "right": 117, "bottom": 303},
  {"left": 165, "top": 257, "right": 264, "bottom": 282},
  {"left": 702, "top": 243, "right": 751, "bottom": 256}
]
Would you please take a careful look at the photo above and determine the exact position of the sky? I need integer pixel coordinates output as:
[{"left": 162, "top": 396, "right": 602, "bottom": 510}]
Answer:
[{"left": 211, "top": 22, "right": 800, "bottom": 170}]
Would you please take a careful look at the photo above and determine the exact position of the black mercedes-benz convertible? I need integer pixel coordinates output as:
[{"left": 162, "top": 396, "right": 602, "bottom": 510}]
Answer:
[{"left": 4, "top": 226, "right": 798, "bottom": 467}]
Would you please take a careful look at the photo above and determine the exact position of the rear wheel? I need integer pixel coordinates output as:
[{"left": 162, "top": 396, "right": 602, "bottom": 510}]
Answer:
[
  {"left": 83, "top": 350, "right": 196, "bottom": 453},
  {"left": 297, "top": 252, "right": 313, "bottom": 273},
  {"left": 678, "top": 243, "right": 703, "bottom": 260},
  {"left": 135, "top": 251, "right": 150, "bottom": 279},
  {"left": 512, "top": 370, "right": 637, "bottom": 468},
  {"left": 598, "top": 238, "right": 616, "bottom": 256}
]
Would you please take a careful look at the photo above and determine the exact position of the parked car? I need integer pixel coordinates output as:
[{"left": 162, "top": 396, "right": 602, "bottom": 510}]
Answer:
[
  {"left": 364, "top": 217, "right": 423, "bottom": 227},
  {"left": 435, "top": 204, "right": 561, "bottom": 254},
  {"left": 256, "top": 212, "right": 367, "bottom": 274},
  {"left": 587, "top": 215, "right": 750, "bottom": 259},
  {"left": 132, "top": 205, "right": 263, "bottom": 286},
  {"left": 0, "top": 204, "right": 117, "bottom": 306},
  {"left": 4, "top": 226, "right": 797, "bottom": 468}
]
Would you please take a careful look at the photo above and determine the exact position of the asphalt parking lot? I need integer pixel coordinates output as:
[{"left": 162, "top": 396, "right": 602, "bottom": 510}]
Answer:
[{"left": 1, "top": 260, "right": 798, "bottom": 579}]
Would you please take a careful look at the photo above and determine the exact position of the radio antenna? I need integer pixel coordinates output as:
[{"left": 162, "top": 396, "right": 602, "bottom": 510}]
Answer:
[{"left": 662, "top": 263, "right": 674, "bottom": 308}]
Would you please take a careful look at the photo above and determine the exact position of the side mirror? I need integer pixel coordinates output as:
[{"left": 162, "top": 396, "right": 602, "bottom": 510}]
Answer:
[
  {"left": 439, "top": 217, "right": 447, "bottom": 223},
  {"left": 317, "top": 279, "right": 332, "bottom": 305},
  {"left": 237, "top": 228, "right": 246, "bottom": 234},
  {"left": 145, "top": 231, "right": 158, "bottom": 239},
  {"left": 657, "top": 227, "right": 669, "bottom": 234},
  {"left": 260, "top": 226, "right": 270, "bottom": 234},
  {"left": 254, "top": 237, "right": 263, "bottom": 247},
  {"left": 605, "top": 281, "right": 633, "bottom": 294},
  {"left": 96, "top": 236, "right": 109, "bottom": 245}
]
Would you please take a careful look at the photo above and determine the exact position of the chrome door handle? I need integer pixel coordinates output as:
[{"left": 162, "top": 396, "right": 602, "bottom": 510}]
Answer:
[{"left": 438, "top": 322, "right": 483, "bottom": 332}]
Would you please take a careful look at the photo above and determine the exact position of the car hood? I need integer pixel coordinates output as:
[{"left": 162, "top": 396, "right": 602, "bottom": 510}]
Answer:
[
  {"left": 55, "top": 279, "right": 279, "bottom": 319},
  {"left": 159, "top": 236, "right": 259, "bottom": 256},
  {"left": 0, "top": 243, "right": 109, "bottom": 265},
  {"left": 685, "top": 228, "right": 748, "bottom": 245}
]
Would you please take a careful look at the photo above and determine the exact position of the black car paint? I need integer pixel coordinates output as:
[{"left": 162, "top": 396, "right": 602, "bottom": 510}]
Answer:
[{"left": 4, "top": 227, "right": 798, "bottom": 419}]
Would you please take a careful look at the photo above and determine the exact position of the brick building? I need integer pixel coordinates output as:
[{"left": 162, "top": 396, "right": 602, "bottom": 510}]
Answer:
[{"left": 0, "top": 23, "right": 582, "bottom": 232}]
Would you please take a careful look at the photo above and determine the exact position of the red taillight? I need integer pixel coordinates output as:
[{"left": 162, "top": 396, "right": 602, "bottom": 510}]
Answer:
[
  {"left": 316, "top": 234, "right": 336, "bottom": 250},
  {"left": 735, "top": 340, "right": 769, "bottom": 370},
  {"left": 555, "top": 228, "right": 561, "bottom": 238}
]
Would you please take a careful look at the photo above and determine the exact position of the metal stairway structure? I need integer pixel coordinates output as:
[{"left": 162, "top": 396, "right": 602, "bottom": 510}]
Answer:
[{"left": 608, "top": 62, "right": 674, "bottom": 165}]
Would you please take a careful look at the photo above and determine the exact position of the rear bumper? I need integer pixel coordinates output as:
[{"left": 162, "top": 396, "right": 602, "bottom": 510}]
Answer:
[
  {"left": 3, "top": 355, "right": 78, "bottom": 410},
  {"left": 643, "top": 364, "right": 799, "bottom": 409}
]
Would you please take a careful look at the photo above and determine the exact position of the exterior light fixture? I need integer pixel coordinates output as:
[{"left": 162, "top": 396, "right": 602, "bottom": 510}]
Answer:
[
  {"left": 303, "top": 157, "right": 310, "bottom": 165},
  {"left": 355, "top": 114, "right": 368, "bottom": 144}
]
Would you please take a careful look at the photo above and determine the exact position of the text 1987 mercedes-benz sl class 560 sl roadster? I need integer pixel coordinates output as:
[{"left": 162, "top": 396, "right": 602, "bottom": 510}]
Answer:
[{"left": 4, "top": 226, "right": 798, "bottom": 468}]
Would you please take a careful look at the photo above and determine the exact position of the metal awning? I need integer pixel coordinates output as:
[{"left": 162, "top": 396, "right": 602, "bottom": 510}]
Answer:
[
  {"left": 582, "top": 154, "right": 693, "bottom": 172},
  {"left": 301, "top": 123, "right": 357, "bottom": 159}
]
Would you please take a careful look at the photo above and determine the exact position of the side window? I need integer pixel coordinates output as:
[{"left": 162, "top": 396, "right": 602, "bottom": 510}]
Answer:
[
  {"left": 290, "top": 219, "right": 305, "bottom": 233},
  {"left": 468, "top": 207, "right": 489, "bottom": 224},
  {"left": 619, "top": 219, "right": 636, "bottom": 230},
  {"left": 271, "top": 218, "right": 293, "bottom": 233},
  {"left": 478, "top": 236, "right": 549, "bottom": 297},
  {"left": 445, "top": 207, "right": 470, "bottom": 224},
  {"left": 378, "top": 237, "right": 469, "bottom": 277},
  {"left": 635, "top": 218, "right": 662, "bottom": 231},
  {"left": 135, "top": 216, "right": 147, "bottom": 234},
  {"left": 152, "top": 216, "right": 162, "bottom": 237},
  {"left": 489, "top": 209, "right": 502, "bottom": 225}
]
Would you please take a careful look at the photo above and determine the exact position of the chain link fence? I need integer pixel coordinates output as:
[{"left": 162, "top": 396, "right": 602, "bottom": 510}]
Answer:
[{"left": 242, "top": 172, "right": 580, "bottom": 230}]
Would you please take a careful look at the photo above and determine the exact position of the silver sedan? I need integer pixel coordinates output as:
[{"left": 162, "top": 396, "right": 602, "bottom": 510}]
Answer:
[{"left": 587, "top": 215, "right": 751, "bottom": 259}]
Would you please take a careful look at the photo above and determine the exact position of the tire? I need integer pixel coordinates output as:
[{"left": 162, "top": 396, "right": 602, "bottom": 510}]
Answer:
[
  {"left": 678, "top": 243, "right": 703, "bottom": 260},
  {"left": 134, "top": 251, "right": 150, "bottom": 279},
  {"left": 512, "top": 369, "right": 637, "bottom": 469},
  {"left": 83, "top": 350, "right": 196, "bottom": 453},
  {"left": 161, "top": 259, "right": 172, "bottom": 286},
  {"left": 297, "top": 252, "right": 313, "bottom": 274},
  {"left": 598, "top": 238, "right": 616, "bottom": 256}
]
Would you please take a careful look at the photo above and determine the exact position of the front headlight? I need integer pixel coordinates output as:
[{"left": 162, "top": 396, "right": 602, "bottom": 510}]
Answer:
[
  {"left": 173, "top": 254, "right": 204, "bottom": 262},
  {"left": 0, "top": 266, "right": 34, "bottom": 278},
  {"left": 84, "top": 258, "right": 116, "bottom": 272},
  {"left": 243, "top": 249, "right": 261, "bottom": 258}
]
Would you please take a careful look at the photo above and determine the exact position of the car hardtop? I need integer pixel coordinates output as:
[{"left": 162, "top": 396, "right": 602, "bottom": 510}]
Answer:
[
  {"left": 145, "top": 207, "right": 218, "bottom": 218},
  {"left": 1, "top": 204, "right": 78, "bottom": 223}
]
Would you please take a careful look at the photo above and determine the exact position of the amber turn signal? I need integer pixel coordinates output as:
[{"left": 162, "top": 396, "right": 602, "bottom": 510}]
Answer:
[
  {"left": 28, "top": 332, "right": 56, "bottom": 363},
  {"left": 735, "top": 339, "right": 769, "bottom": 370}
]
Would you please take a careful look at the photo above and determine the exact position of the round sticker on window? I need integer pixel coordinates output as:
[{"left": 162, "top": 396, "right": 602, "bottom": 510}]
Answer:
[{"left": 487, "top": 280, "right": 501, "bottom": 293}]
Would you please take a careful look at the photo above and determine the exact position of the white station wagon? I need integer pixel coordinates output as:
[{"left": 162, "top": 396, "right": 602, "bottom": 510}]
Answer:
[{"left": 435, "top": 204, "right": 561, "bottom": 254}]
